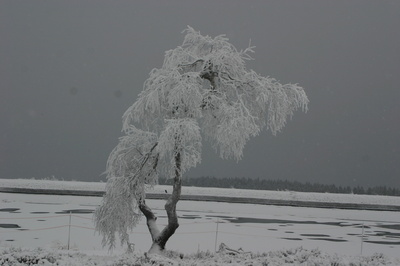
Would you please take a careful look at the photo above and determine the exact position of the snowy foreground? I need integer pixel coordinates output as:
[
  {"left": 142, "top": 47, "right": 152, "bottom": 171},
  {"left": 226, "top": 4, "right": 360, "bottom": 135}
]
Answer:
[
  {"left": 1, "top": 179, "right": 400, "bottom": 265},
  {"left": 1, "top": 246, "right": 398, "bottom": 266}
]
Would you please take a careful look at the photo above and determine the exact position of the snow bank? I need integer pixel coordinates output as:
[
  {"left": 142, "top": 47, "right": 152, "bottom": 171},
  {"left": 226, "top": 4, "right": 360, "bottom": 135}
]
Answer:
[
  {"left": 1, "top": 178, "right": 400, "bottom": 206},
  {"left": 0, "top": 178, "right": 106, "bottom": 192},
  {"left": 1, "top": 246, "right": 399, "bottom": 266}
]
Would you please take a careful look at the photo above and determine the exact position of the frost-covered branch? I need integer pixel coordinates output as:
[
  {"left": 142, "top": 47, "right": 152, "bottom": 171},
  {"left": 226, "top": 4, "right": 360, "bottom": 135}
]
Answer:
[
  {"left": 158, "top": 118, "right": 202, "bottom": 176},
  {"left": 94, "top": 127, "right": 159, "bottom": 249}
]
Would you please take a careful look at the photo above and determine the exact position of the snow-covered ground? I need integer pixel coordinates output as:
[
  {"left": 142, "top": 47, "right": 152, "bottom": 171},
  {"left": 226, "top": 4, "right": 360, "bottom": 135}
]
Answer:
[
  {"left": 1, "top": 178, "right": 400, "bottom": 265},
  {"left": 2, "top": 246, "right": 399, "bottom": 266}
]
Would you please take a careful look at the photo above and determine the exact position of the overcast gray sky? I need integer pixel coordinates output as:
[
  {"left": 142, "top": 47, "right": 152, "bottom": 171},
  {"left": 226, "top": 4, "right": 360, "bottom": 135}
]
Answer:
[{"left": 1, "top": 1, "right": 399, "bottom": 188}]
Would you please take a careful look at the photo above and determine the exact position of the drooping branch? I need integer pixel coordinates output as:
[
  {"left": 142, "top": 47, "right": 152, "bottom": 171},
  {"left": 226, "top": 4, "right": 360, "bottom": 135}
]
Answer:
[
  {"left": 138, "top": 142, "right": 159, "bottom": 173},
  {"left": 94, "top": 128, "right": 160, "bottom": 250}
]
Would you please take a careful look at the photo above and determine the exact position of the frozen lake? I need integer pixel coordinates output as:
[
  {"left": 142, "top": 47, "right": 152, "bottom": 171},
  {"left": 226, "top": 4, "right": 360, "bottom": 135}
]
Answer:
[{"left": 1, "top": 192, "right": 399, "bottom": 258}]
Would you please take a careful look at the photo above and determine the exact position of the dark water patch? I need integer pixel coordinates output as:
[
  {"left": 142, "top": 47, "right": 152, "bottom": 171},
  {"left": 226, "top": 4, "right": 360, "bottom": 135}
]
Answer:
[
  {"left": 282, "top": 237, "right": 302, "bottom": 241},
  {"left": 180, "top": 214, "right": 201, "bottom": 220},
  {"left": 31, "top": 212, "right": 49, "bottom": 214},
  {"left": 354, "top": 224, "right": 371, "bottom": 229},
  {"left": 377, "top": 224, "right": 400, "bottom": 231},
  {"left": 206, "top": 215, "right": 353, "bottom": 228},
  {"left": 308, "top": 238, "right": 347, "bottom": 242},
  {"left": 369, "top": 231, "right": 400, "bottom": 238},
  {"left": 26, "top": 202, "right": 62, "bottom": 205},
  {"left": 365, "top": 240, "right": 400, "bottom": 245},
  {"left": 301, "top": 234, "right": 330, "bottom": 237},
  {"left": 56, "top": 209, "right": 94, "bottom": 214},
  {"left": 206, "top": 215, "right": 236, "bottom": 221},
  {"left": 0, "top": 208, "right": 19, "bottom": 212},
  {"left": 0, "top": 224, "right": 20, "bottom": 229},
  {"left": 37, "top": 220, "right": 46, "bottom": 222},
  {"left": 236, "top": 217, "right": 288, "bottom": 224},
  {"left": 387, "top": 236, "right": 400, "bottom": 239}
]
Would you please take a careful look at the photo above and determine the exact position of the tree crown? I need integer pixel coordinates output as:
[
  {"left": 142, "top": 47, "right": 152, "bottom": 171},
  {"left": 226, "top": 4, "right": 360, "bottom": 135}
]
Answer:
[
  {"left": 123, "top": 26, "right": 308, "bottom": 163},
  {"left": 95, "top": 27, "right": 308, "bottom": 249}
]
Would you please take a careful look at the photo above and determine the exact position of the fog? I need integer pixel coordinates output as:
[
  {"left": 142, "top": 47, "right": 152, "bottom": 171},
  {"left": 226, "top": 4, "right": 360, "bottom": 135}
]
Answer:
[{"left": 1, "top": 1, "right": 399, "bottom": 188}]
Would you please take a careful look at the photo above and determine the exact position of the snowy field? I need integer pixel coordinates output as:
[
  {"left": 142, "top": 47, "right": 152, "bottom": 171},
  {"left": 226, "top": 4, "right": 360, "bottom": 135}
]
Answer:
[{"left": 1, "top": 179, "right": 400, "bottom": 265}]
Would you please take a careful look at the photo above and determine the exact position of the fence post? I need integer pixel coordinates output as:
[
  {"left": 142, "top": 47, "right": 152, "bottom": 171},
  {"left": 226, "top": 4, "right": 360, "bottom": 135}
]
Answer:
[
  {"left": 360, "top": 223, "right": 364, "bottom": 255},
  {"left": 215, "top": 218, "right": 219, "bottom": 252},
  {"left": 67, "top": 211, "right": 72, "bottom": 250}
]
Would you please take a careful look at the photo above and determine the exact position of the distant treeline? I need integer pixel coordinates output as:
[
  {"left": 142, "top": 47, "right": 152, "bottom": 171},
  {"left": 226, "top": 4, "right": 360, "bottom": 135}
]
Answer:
[{"left": 159, "top": 176, "right": 400, "bottom": 196}]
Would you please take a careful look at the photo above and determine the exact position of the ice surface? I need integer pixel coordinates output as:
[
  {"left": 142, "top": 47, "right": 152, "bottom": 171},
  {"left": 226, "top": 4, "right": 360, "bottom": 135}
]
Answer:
[{"left": 1, "top": 179, "right": 400, "bottom": 265}]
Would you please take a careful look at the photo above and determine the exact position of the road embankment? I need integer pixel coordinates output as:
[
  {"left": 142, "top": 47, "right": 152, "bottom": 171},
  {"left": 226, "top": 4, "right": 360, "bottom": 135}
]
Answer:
[{"left": 1, "top": 186, "right": 399, "bottom": 212}]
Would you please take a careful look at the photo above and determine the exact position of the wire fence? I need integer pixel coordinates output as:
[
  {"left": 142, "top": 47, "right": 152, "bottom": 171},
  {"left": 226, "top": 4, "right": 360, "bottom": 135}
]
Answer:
[{"left": 0, "top": 212, "right": 374, "bottom": 254}]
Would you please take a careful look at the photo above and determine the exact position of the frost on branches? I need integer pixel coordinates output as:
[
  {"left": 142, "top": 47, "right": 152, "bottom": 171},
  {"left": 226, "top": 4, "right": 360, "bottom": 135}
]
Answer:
[{"left": 94, "top": 26, "right": 309, "bottom": 253}]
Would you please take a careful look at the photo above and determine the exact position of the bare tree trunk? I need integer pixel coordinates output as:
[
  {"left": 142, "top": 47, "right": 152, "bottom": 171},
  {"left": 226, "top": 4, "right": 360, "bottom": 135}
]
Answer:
[{"left": 139, "top": 152, "right": 182, "bottom": 254}]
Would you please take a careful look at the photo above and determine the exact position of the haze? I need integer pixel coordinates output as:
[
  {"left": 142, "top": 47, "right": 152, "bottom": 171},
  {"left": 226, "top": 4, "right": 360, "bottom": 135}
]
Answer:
[{"left": 1, "top": 1, "right": 399, "bottom": 188}]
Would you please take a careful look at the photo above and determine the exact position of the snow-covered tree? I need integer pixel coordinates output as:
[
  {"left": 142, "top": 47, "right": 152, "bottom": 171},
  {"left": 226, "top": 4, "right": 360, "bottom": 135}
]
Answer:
[{"left": 94, "top": 26, "right": 309, "bottom": 254}]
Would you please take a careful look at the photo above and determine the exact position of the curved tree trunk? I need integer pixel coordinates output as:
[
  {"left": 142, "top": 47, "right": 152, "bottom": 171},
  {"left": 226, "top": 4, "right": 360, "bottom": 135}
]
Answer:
[{"left": 139, "top": 152, "right": 182, "bottom": 254}]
